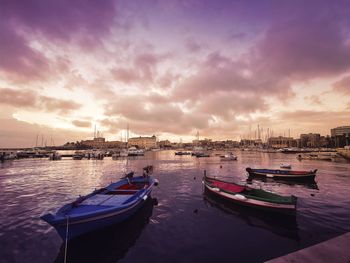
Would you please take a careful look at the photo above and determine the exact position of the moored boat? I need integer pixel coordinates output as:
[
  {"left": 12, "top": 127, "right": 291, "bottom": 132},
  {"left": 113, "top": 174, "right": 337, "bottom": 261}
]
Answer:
[
  {"left": 220, "top": 153, "right": 237, "bottom": 161},
  {"left": 280, "top": 163, "right": 291, "bottom": 169},
  {"left": 72, "top": 151, "right": 84, "bottom": 160},
  {"left": 246, "top": 167, "right": 317, "bottom": 181},
  {"left": 41, "top": 166, "right": 158, "bottom": 240},
  {"left": 195, "top": 152, "right": 210, "bottom": 158},
  {"left": 49, "top": 151, "right": 62, "bottom": 160},
  {"left": 175, "top": 151, "right": 191, "bottom": 155},
  {"left": 203, "top": 174, "right": 297, "bottom": 214}
]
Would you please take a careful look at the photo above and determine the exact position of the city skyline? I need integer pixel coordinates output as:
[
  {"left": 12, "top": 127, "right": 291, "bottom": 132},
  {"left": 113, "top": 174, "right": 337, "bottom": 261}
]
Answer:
[{"left": 1, "top": 1, "right": 350, "bottom": 147}]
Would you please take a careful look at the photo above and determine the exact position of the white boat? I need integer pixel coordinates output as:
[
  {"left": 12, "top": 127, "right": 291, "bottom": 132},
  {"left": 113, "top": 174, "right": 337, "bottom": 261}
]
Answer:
[
  {"left": 220, "top": 153, "right": 237, "bottom": 161},
  {"left": 280, "top": 163, "right": 291, "bottom": 169},
  {"left": 120, "top": 149, "right": 128, "bottom": 157},
  {"left": 128, "top": 147, "right": 144, "bottom": 156}
]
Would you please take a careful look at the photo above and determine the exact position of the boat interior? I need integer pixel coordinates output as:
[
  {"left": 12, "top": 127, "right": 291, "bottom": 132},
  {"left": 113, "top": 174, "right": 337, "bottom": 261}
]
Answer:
[{"left": 105, "top": 182, "right": 149, "bottom": 195}]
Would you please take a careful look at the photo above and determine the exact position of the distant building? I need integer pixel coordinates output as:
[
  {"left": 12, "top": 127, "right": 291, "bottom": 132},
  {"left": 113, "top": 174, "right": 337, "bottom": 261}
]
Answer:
[
  {"left": 300, "top": 133, "right": 321, "bottom": 148},
  {"left": 193, "top": 138, "right": 212, "bottom": 147},
  {"left": 80, "top": 137, "right": 125, "bottom": 149},
  {"left": 240, "top": 139, "right": 256, "bottom": 147},
  {"left": 331, "top": 126, "right": 350, "bottom": 147},
  {"left": 80, "top": 137, "right": 106, "bottom": 148},
  {"left": 268, "top": 136, "right": 296, "bottom": 148},
  {"left": 159, "top": 140, "right": 172, "bottom": 148},
  {"left": 331, "top": 126, "right": 350, "bottom": 137},
  {"left": 128, "top": 135, "right": 157, "bottom": 149}
]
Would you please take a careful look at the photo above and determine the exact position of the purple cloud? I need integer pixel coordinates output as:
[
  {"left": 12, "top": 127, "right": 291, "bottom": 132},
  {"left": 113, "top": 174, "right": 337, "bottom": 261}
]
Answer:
[{"left": 0, "top": 0, "right": 117, "bottom": 81}]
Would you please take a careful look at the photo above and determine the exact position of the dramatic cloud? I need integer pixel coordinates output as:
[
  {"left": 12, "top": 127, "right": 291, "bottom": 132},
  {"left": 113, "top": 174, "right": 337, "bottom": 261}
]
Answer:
[
  {"left": 72, "top": 120, "right": 91, "bottom": 128},
  {"left": 0, "top": 118, "right": 89, "bottom": 148},
  {"left": 0, "top": 88, "right": 81, "bottom": 114},
  {"left": 1, "top": 1, "right": 350, "bottom": 146},
  {"left": 0, "top": 0, "right": 116, "bottom": 81},
  {"left": 0, "top": 88, "right": 37, "bottom": 107},
  {"left": 333, "top": 75, "right": 350, "bottom": 95}
]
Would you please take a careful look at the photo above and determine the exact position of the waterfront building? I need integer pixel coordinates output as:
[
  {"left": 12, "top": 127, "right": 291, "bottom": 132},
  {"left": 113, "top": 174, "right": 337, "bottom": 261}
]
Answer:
[
  {"left": 300, "top": 133, "right": 321, "bottom": 148},
  {"left": 267, "top": 136, "right": 296, "bottom": 148},
  {"left": 240, "top": 139, "right": 256, "bottom": 147},
  {"left": 128, "top": 135, "right": 157, "bottom": 149},
  {"left": 79, "top": 137, "right": 125, "bottom": 149},
  {"left": 159, "top": 140, "right": 172, "bottom": 148},
  {"left": 80, "top": 137, "right": 106, "bottom": 148},
  {"left": 193, "top": 138, "right": 212, "bottom": 147},
  {"left": 331, "top": 126, "right": 350, "bottom": 147}
]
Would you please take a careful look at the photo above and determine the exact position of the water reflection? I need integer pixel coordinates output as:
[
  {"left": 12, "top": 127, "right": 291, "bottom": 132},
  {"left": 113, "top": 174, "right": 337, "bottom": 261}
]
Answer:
[
  {"left": 203, "top": 189, "right": 299, "bottom": 241},
  {"left": 54, "top": 197, "right": 157, "bottom": 263},
  {"left": 246, "top": 175, "right": 319, "bottom": 190}
]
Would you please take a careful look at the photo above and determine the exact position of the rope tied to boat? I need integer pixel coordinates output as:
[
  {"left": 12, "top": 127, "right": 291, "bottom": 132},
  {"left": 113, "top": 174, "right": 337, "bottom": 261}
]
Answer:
[{"left": 64, "top": 216, "right": 69, "bottom": 263}]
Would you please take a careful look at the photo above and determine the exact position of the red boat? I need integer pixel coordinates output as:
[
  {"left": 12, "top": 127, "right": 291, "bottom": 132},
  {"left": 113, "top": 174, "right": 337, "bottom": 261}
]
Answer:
[{"left": 203, "top": 174, "right": 297, "bottom": 214}]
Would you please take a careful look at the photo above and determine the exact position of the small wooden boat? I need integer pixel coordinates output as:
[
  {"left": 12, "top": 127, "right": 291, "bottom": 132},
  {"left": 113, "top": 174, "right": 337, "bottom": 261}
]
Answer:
[
  {"left": 41, "top": 166, "right": 158, "bottom": 240},
  {"left": 203, "top": 174, "right": 297, "bottom": 214},
  {"left": 246, "top": 167, "right": 317, "bottom": 181}
]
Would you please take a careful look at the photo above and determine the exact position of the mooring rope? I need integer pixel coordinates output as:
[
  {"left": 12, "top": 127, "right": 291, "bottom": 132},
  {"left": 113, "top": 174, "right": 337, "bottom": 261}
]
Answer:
[{"left": 64, "top": 216, "right": 69, "bottom": 263}]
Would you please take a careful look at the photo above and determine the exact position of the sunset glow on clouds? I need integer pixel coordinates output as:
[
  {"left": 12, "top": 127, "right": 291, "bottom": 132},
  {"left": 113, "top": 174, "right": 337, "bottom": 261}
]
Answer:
[{"left": 1, "top": 0, "right": 350, "bottom": 147}]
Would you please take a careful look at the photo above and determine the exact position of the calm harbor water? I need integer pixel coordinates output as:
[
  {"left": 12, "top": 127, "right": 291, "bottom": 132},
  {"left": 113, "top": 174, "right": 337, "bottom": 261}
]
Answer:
[{"left": 1, "top": 150, "right": 350, "bottom": 263}]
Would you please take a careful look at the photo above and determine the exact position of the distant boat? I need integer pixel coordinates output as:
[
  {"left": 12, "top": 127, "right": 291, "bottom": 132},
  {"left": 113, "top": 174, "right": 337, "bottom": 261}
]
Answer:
[
  {"left": 195, "top": 152, "right": 210, "bottom": 158},
  {"left": 49, "top": 152, "right": 62, "bottom": 160},
  {"left": 120, "top": 149, "right": 128, "bottom": 157},
  {"left": 0, "top": 151, "right": 16, "bottom": 162},
  {"left": 72, "top": 151, "right": 84, "bottom": 160},
  {"left": 203, "top": 174, "right": 297, "bottom": 214},
  {"left": 280, "top": 163, "right": 291, "bottom": 169},
  {"left": 41, "top": 166, "right": 158, "bottom": 240},
  {"left": 297, "top": 152, "right": 336, "bottom": 161},
  {"left": 246, "top": 167, "right": 317, "bottom": 181},
  {"left": 128, "top": 147, "right": 144, "bottom": 156},
  {"left": 175, "top": 151, "right": 191, "bottom": 155},
  {"left": 92, "top": 151, "right": 104, "bottom": 160},
  {"left": 220, "top": 153, "right": 237, "bottom": 161},
  {"left": 111, "top": 152, "right": 120, "bottom": 160}
]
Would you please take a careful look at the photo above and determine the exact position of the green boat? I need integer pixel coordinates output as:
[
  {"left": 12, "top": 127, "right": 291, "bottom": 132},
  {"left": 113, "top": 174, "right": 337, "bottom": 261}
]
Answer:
[{"left": 203, "top": 174, "right": 297, "bottom": 214}]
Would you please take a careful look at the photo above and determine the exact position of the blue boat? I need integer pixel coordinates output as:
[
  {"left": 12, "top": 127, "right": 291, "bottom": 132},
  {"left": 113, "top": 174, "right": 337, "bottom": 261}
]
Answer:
[{"left": 41, "top": 166, "right": 158, "bottom": 240}]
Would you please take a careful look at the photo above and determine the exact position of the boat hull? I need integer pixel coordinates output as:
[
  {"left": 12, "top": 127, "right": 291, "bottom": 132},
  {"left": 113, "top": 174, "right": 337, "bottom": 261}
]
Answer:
[
  {"left": 42, "top": 196, "right": 151, "bottom": 240},
  {"left": 41, "top": 173, "right": 157, "bottom": 240},
  {"left": 203, "top": 184, "right": 296, "bottom": 215},
  {"left": 246, "top": 168, "right": 316, "bottom": 181}
]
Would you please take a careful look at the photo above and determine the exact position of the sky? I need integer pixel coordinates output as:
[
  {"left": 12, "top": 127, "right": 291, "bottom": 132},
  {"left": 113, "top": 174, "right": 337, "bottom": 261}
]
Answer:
[{"left": 1, "top": 0, "right": 350, "bottom": 147}]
